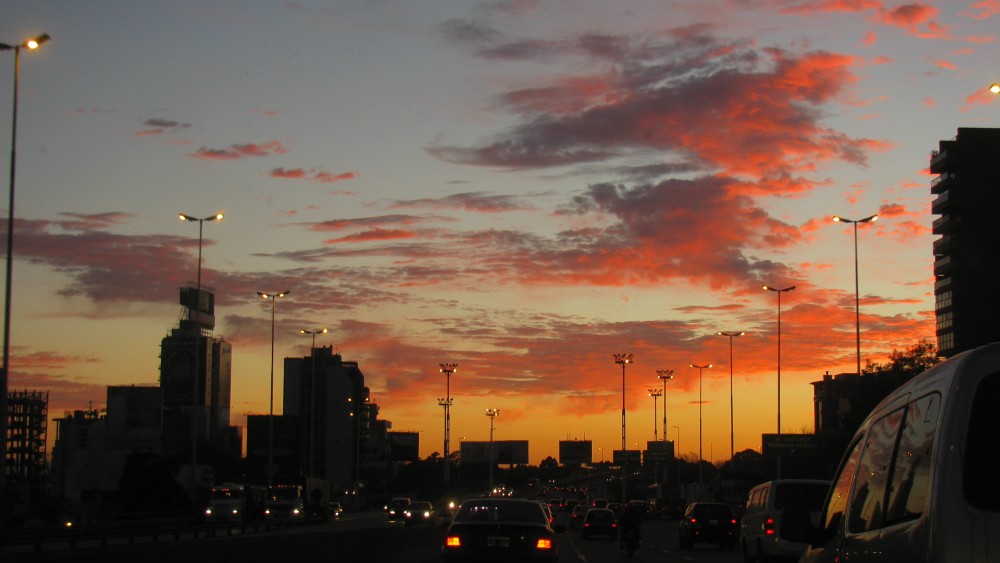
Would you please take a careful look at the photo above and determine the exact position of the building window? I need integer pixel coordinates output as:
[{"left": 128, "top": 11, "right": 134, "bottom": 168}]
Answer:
[
  {"left": 935, "top": 291, "right": 952, "bottom": 310},
  {"left": 938, "top": 332, "right": 954, "bottom": 352},
  {"left": 936, "top": 312, "right": 952, "bottom": 332}
]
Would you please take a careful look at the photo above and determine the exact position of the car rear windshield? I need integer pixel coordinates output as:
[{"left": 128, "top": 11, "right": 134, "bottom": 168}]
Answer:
[
  {"left": 774, "top": 483, "right": 829, "bottom": 510},
  {"left": 693, "top": 505, "right": 732, "bottom": 519},
  {"left": 456, "top": 501, "right": 546, "bottom": 524}
]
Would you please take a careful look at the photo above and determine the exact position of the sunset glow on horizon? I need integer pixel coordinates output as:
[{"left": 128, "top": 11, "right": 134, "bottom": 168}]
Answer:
[{"left": 1, "top": 0, "right": 995, "bottom": 465}]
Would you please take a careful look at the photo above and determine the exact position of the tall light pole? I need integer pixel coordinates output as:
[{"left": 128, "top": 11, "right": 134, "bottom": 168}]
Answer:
[
  {"left": 0, "top": 32, "right": 49, "bottom": 491},
  {"left": 833, "top": 214, "right": 878, "bottom": 376},
  {"left": 485, "top": 408, "right": 499, "bottom": 491},
  {"left": 613, "top": 353, "right": 633, "bottom": 501},
  {"left": 656, "top": 370, "right": 673, "bottom": 442},
  {"left": 647, "top": 388, "right": 662, "bottom": 440},
  {"left": 179, "top": 212, "right": 223, "bottom": 493},
  {"left": 300, "top": 327, "right": 328, "bottom": 478},
  {"left": 717, "top": 331, "right": 744, "bottom": 461},
  {"left": 439, "top": 363, "right": 457, "bottom": 484},
  {"left": 672, "top": 426, "right": 681, "bottom": 483},
  {"left": 689, "top": 363, "right": 711, "bottom": 484},
  {"left": 764, "top": 285, "right": 795, "bottom": 434},
  {"left": 258, "top": 290, "right": 290, "bottom": 487}
]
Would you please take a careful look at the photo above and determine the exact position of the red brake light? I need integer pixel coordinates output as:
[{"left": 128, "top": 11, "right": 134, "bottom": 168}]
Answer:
[
  {"left": 536, "top": 538, "right": 553, "bottom": 550},
  {"left": 764, "top": 516, "right": 776, "bottom": 536},
  {"left": 446, "top": 536, "right": 462, "bottom": 547},
  {"left": 690, "top": 517, "right": 697, "bottom": 523}
]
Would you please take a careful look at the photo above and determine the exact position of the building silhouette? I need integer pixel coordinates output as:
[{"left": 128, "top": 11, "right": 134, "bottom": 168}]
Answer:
[
  {"left": 158, "top": 286, "right": 237, "bottom": 477},
  {"left": 930, "top": 127, "right": 1000, "bottom": 357}
]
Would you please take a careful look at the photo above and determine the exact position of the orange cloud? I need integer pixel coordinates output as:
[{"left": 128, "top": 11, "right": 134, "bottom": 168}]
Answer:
[{"left": 189, "top": 140, "right": 288, "bottom": 161}]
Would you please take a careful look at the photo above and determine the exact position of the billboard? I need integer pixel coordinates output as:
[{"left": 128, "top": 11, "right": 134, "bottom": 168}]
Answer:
[
  {"left": 559, "top": 440, "right": 592, "bottom": 466},
  {"left": 762, "top": 433, "right": 822, "bottom": 456},
  {"left": 462, "top": 440, "right": 529, "bottom": 464},
  {"left": 645, "top": 440, "right": 675, "bottom": 463},
  {"left": 388, "top": 431, "right": 420, "bottom": 462}
]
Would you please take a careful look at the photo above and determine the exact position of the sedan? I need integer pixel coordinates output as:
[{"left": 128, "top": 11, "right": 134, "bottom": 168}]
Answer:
[
  {"left": 442, "top": 498, "right": 565, "bottom": 563},
  {"left": 581, "top": 508, "right": 618, "bottom": 539},
  {"left": 404, "top": 501, "right": 437, "bottom": 526}
]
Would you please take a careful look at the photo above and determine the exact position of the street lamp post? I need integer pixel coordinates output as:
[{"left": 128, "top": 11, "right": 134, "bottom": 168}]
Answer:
[
  {"left": 717, "top": 331, "right": 744, "bottom": 461},
  {"left": 656, "top": 370, "right": 673, "bottom": 442},
  {"left": 0, "top": 32, "right": 49, "bottom": 491},
  {"left": 485, "top": 408, "right": 499, "bottom": 491},
  {"left": 179, "top": 212, "right": 223, "bottom": 493},
  {"left": 672, "top": 426, "right": 681, "bottom": 483},
  {"left": 647, "top": 388, "right": 662, "bottom": 441},
  {"left": 300, "top": 328, "right": 328, "bottom": 477},
  {"left": 613, "top": 353, "right": 633, "bottom": 501},
  {"left": 689, "top": 363, "right": 711, "bottom": 484},
  {"left": 439, "top": 363, "right": 458, "bottom": 484},
  {"left": 258, "top": 290, "right": 290, "bottom": 487},
  {"left": 764, "top": 286, "right": 795, "bottom": 434},
  {"left": 833, "top": 214, "right": 878, "bottom": 376}
]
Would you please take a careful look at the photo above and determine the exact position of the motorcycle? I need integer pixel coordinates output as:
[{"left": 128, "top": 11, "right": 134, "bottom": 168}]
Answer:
[{"left": 622, "top": 527, "right": 640, "bottom": 556}]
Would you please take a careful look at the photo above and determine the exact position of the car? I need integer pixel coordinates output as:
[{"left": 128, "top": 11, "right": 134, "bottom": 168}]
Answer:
[
  {"left": 780, "top": 342, "right": 1000, "bottom": 562},
  {"left": 591, "top": 498, "right": 609, "bottom": 509},
  {"left": 580, "top": 508, "right": 618, "bottom": 539},
  {"left": 606, "top": 502, "right": 625, "bottom": 520},
  {"left": 442, "top": 498, "right": 564, "bottom": 563},
  {"left": 386, "top": 497, "right": 411, "bottom": 521},
  {"left": 678, "top": 502, "right": 738, "bottom": 550},
  {"left": 538, "top": 501, "right": 554, "bottom": 524},
  {"left": 547, "top": 497, "right": 563, "bottom": 512},
  {"left": 569, "top": 504, "right": 588, "bottom": 528},
  {"left": 740, "top": 479, "right": 830, "bottom": 562},
  {"left": 404, "top": 500, "right": 437, "bottom": 526},
  {"left": 327, "top": 501, "right": 344, "bottom": 520}
]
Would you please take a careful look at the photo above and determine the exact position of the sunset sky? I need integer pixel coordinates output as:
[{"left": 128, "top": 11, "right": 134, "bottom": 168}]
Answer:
[{"left": 2, "top": 0, "right": 997, "bottom": 466}]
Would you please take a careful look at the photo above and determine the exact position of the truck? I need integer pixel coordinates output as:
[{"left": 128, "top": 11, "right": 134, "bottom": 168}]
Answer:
[
  {"left": 205, "top": 483, "right": 264, "bottom": 522},
  {"left": 264, "top": 484, "right": 305, "bottom": 519}
]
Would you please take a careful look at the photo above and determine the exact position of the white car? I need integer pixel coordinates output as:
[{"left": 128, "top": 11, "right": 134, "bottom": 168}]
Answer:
[{"left": 740, "top": 479, "right": 830, "bottom": 561}]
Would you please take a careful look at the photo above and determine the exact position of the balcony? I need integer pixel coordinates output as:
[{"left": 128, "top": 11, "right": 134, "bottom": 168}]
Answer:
[
  {"left": 930, "top": 172, "right": 956, "bottom": 195},
  {"left": 934, "top": 255, "right": 952, "bottom": 276},
  {"left": 931, "top": 190, "right": 951, "bottom": 215},
  {"left": 932, "top": 214, "right": 953, "bottom": 234},
  {"left": 933, "top": 235, "right": 952, "bottom": 256}
]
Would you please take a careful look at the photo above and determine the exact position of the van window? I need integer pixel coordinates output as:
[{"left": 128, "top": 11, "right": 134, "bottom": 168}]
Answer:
[
  {"left": 822, "top": 436, "right": 864, "bottom": 531},
  {"left": 848, "top": 408, "right": 904, "bottom": 533},
  {"left": 964, "top": 371, "right": 1000, "bottom": 511},
  {"left": 885, "top": 393, "right": 939, "bottom": 523},
  {"left": 773, "top": 482, "right": 829, "bottom": 511}
]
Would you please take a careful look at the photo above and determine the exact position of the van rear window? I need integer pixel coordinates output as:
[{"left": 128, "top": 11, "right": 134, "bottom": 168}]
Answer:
[{"left": 964, "top": 371, "right": 1000, "bottom": 511}]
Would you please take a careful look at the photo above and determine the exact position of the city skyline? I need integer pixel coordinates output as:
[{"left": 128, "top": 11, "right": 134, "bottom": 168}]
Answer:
[{"left": 1, "top": 1, "right": 997, "bottom": 465}]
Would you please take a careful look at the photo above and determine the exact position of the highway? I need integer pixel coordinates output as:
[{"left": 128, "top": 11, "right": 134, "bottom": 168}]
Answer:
[{"left": 9, "top": 508, "right": 746, "bottom": 563}]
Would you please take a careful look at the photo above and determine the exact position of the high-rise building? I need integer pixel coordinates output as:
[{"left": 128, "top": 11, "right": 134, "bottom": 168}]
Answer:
[
  {"left": 930, "top": 127, "right": 1000, "bottom": 357},
  {"left": 159, "top": 286, "right": 234, "bottom": 468},
  {"left": 283, "top": 347, "right": 382, "bottom": 491},
  {"left": 5, "top": 389, "right": 48, "bottom": 486}
]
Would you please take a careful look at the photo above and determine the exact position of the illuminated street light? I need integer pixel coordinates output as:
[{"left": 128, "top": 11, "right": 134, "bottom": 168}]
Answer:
[
  {"left": 833, "top": 213, "right": 878, "bottom": 376},
  {"left": 656, "top": 370, "right": 673, "bottom": 442},
  {"left": 258, "top": 290, "right": 290, "bottom": 487},
  {"left": 485, "top": 408, "right": 500, "bottom": 491},
  {"left": 0, "top": 32, "right": 50, "bottom": 489},
  {"left": 300, "top": 327, "right": 328, "bottom": 477},
  {"left": 764, "top": 285, "right": 795, "bottom": 433},
  {"left": 177, "top": 211, "right": 223, "bottom": 495},
  {"left": 647, "top": 388, "right": 663, "bottom": 441},
  {"left": 990, "top": 83, "right": 999, "bottom": 94},
  {"left": 689, "top": 363, "right": 711, "bottom": 484},
  {"left": 613, "top": 353, "right": 633, "bottom": 501},
  {"left": 439, "top": 363, "right": 458, "bottom": 484}
]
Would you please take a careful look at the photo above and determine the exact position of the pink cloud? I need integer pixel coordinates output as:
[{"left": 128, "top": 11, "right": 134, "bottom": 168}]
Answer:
[
  {"left": 189, "top": 140, "right": 288, "bottom": 161},
  {"left": 961, "top": 0, "right": 1000, "bottom": 20}
]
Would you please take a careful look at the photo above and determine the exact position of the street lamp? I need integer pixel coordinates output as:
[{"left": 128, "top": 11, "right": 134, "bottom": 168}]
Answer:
[
  {"left": 763, "top": 285, "right": 795, "bottom": 434},
  {"left": 613, "top": 353, "right": 633, "bottom": 501},
  {"left": 647, "top": 388, "right": 662, "bottom": 441},
  {"left": 656, "top": 370, "right": 673, "bottom": 442},
  {"left": 717, "top": 331, "right": 744, "bottom": 461},
  {"left": 300, "top": 328, "right": 328, "bottom": 477},
  {"left": 439, "top": 363, "right": 458, "bottom": 484},
  {"left": 833, "top": 214, "right": 878, "bottom": 376},
  {"left": 485, "top": 408, "right": 500, "bottom": 491},
  {"left": 689, "top": 363, "right": 711, "bottom": 484},
  {"left": 178, "top": 212, "right": 223, "bottom": 494},
  {"left": 0, "top": 32, "right": 49, "bottom": 490},
  {"left": 258, "top": 290, "right": 290, "bottom": 487},
  {"left": 990, "top": 83, "right": 999, "bottom": 94},
  {"left": 672, "top": 426, "right": 681, "bottom": 483}
]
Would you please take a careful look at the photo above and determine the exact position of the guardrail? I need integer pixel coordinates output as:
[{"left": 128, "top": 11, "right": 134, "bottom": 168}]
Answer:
[{"left": 1, "top": 515, "right": 327, "bottom": 555}]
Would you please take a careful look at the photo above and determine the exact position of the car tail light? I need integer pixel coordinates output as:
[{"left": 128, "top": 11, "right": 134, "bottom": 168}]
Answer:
[
  {"left": 689, "top": 517, "right": 697, "bottom": 524},
  {"left": 764, "top": 516, "right": 776, "bottom": 536},
  {"left": 536, "top": 538, "right": 553, "bottom": 550},
  {"left": 583, "top": 522, "right": 591, "bottom": 528},
  {"left": 445, "top": 536, "right": 462, "bottom": 547}
]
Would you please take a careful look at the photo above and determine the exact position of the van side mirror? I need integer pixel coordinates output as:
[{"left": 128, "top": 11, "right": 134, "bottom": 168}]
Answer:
[{"left": 780, "top": 504, "right": 817, "bottom": 544}]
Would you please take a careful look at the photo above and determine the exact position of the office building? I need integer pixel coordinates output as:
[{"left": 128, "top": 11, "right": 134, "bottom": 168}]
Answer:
[{"left": 930, "top": 127, "right": 1000, "bottom": 357}]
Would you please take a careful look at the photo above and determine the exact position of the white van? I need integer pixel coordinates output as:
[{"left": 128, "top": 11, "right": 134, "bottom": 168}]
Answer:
[
  {"left": 781, "top": 342, "right": 1000, "bottom": 562},
  {"left": 740, "top": 479, "right": 830, "bottom": 562}
]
